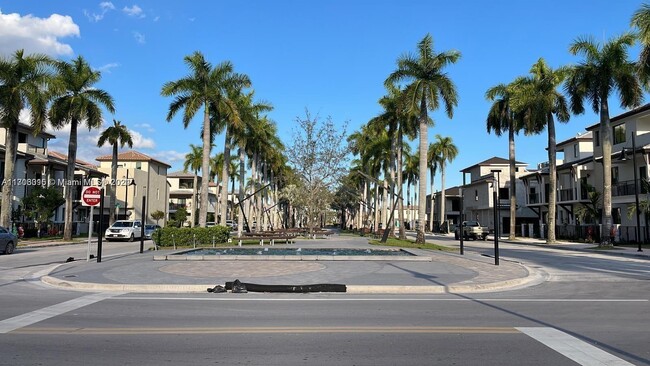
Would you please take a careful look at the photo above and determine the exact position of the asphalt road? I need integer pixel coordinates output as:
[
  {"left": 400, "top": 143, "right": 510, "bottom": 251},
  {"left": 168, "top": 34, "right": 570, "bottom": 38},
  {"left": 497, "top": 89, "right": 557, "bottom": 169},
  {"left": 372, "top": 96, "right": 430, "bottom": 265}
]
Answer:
[{"left": 0, "top": 237, "right": 648, "bottom": 366}]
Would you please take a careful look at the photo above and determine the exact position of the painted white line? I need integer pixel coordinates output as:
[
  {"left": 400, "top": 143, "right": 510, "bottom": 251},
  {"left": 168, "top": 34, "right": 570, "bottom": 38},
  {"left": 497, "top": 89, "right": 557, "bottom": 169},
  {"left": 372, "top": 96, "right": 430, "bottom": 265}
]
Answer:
[
  {"left": 115, "top": 297, "right": 648, "bottom": 302},
  {"left": 517, "top": 327, "right": 634, "bottom": 366},
  {"left": 0, "top": 292, "right": 122, "bottom": 334}
]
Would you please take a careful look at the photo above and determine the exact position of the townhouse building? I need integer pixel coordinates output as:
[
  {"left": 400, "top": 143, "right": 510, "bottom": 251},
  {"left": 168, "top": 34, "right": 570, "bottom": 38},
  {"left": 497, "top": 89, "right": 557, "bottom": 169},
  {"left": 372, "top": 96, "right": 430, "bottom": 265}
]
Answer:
[
  {"left": 96, "top": 150, "right": 171, "bottom": 227},
  {"left": 167, "top": 171, "right": 218, "bottom": 226}
]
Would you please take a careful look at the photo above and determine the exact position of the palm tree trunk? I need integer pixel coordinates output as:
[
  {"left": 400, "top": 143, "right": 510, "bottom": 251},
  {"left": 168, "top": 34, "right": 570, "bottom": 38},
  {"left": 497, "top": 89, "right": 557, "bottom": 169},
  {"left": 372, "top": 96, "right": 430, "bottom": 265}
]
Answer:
[
  {"left": 382, "top": 179, "right": 388, "bottom": 229},
  {"left": 373, "top": 183, "right": 379, "bottom": 231},
  {"left": 429, "top": 168, "right": 435, "bottom": 232},
  {"left": 109, "top": 143, "right": 118, "bottom": 225},
  {"left": 416, "top": 97, "right": 428, "bottom": 244},
  {"left": 547, "top": 112, "right": 557, "bottom": 243},
  {"left": 397, "top": 133, "right": 406, "bottom": 239},
  {"left": 0, "top": 124, "right": 19, "bottom": 228},
  {"left": 600, "top": 100, "right": 613, "bottom": 246},
  {"left": 389, "top": 132, "right": 397, "bottom": 234},
  {"left": 199, "top": 106, "right": 210, "bottom": 227},
  {"left": 508, "top": 126, "right": 517, "bottom": 240},
  {"left": 237, "top": 147, "right": 245, "bottom": 236},
  {"left": 219, "top": 126, "right": 230, "bottom": 226},
  {"left": 440, "top": 164, "right": 447, "bottom": 233},
  {"left": 63, "top": 119, "right": 78, "bottom": 241}
]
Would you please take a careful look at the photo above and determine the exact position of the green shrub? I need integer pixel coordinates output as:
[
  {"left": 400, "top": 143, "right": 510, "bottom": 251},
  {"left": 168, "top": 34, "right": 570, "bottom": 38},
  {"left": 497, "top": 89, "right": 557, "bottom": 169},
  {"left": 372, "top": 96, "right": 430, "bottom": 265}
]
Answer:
[{"left": 155, "top": 225, "right": 231, "bottom": 247}]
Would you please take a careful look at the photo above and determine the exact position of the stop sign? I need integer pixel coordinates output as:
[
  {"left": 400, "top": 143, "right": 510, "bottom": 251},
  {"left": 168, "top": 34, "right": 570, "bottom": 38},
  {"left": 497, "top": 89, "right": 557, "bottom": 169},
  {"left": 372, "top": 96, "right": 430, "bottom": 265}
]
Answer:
[{"left": 82, "top": 186, "right": 101, "bottom": 206}]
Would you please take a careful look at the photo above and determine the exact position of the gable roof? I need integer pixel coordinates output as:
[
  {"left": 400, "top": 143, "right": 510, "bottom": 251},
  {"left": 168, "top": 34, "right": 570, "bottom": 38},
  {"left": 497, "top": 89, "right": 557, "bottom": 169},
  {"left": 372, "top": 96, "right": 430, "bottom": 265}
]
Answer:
[
  {"left": 96, "top": 150, "right": 171, "bottom": 168},
  {"left": 460, "top": 156, "right": 527, "bottom": 172},
  {"left": 585, "top": 103, "right": 650, "bottom": 131}
]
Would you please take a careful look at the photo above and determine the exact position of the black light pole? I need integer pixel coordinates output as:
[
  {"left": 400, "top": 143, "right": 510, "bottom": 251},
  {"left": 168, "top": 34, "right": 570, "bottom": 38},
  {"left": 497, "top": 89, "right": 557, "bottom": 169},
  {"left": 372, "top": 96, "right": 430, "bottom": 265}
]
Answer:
[
  {"left": 140, "top": 191, "right": 146, "bottom": 254},
  {"left": 491, "top": 169, "right": 501, "bottom": 265},
  {"left": 631, "top": 133, "right": 643, "bottom": 252},
  {"left": 97, "top": 187, "right": 104, "bottom": 263},
  {"left": 460, "top": 172, "right": 466, "bottom": 255}
]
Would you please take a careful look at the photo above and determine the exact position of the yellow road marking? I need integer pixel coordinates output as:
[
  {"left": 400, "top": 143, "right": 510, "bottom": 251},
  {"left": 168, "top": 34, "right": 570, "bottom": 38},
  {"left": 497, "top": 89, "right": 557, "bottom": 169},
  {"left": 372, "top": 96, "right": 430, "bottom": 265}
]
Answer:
[{"left": 13, "top": 326, "right": 519, "bottom": 335}]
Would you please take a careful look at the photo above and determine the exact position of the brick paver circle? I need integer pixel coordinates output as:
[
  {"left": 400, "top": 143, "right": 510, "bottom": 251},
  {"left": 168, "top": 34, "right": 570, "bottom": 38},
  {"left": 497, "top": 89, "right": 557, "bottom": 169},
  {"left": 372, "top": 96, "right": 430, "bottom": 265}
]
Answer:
[{"left": 159, "top": 261, "right": 327, "bottom": 278}]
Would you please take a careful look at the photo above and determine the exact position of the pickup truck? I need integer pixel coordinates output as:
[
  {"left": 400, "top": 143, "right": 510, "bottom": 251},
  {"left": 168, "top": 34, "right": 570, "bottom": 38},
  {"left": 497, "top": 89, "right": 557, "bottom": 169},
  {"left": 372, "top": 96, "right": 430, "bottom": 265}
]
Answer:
[{"left": 454, "top": 221, "right": 489, "bottom": 241}]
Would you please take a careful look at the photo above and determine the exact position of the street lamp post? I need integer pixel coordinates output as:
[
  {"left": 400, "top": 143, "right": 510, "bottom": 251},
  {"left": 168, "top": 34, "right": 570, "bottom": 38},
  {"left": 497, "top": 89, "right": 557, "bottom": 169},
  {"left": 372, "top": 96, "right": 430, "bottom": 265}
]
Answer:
[
  {"left": 621, "top": 133, "right": 643, "bottom": 252},
  {"left": 123, "top": 171, "right": 136, "bottom": 220},
  {"left": 491, "top": 169, "right": 502, "bottom": 265}
]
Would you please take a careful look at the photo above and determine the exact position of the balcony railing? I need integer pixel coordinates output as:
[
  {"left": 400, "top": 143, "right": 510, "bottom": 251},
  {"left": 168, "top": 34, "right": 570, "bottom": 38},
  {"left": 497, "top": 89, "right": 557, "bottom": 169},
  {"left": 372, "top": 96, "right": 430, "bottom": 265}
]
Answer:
[
  {"left": 558, "top": 188, "right": 574, "bottom": 202},
  {"left": 612, "top": 179, "right": 637, "bottom": 197},
  {"left": 169, "top": 203, "right": 188, "bottom": 211}
]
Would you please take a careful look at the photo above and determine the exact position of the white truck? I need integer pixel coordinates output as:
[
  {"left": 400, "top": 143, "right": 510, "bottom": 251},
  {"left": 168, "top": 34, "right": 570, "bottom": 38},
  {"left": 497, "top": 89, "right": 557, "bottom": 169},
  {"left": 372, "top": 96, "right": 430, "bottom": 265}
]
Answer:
[{"left": 454, "top": 221, "right": 489, "bottom": 241}]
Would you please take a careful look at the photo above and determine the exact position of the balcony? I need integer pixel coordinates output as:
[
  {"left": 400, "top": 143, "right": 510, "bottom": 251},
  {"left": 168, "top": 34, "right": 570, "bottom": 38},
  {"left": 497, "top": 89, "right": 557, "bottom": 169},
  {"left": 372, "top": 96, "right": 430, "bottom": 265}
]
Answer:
[
  {"left": 528, "top": 193, "right": 541, "bottom": 204},
  {"left": 612, "top": 179, "right": 637, "bottom": 197},
  {"left": 169, "top": 203, "right": 188, "bottom": 211},
  {"left": 558, "top": 188, "right": 574, "bottom": 202}
]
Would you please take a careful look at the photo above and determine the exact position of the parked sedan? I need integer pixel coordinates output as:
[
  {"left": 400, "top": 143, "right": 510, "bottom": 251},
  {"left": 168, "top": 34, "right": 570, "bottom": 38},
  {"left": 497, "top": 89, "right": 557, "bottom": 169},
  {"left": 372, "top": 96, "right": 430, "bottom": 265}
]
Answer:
[
  {"left": 144, "top": 224, "right": 161, "bottom": 239},
  {"left": 0, "top": 226, "right": 17, "bottom": 255}
]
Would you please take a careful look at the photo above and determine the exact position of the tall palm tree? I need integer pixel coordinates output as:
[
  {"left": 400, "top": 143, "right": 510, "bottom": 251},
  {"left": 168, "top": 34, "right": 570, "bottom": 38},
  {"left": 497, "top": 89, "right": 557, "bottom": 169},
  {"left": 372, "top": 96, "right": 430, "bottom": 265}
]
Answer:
[
  {"left": 511, "top": 58, "right": 570, "bottom": 243},
  {"left": 184, "top": 144, "right": 203, "bottom": 227},
  {"left": 385, "top": 33, "right": 461, "bottom": 243},
  {"left": 429, "top": 135, "right": 457, "bottom": 233},
  {"left": 97, "top": 119, "right": 133, "bottom": 225},
  {"left": 486, "top": 82, "right": 525, "bottom": 240},
  {"left": 631, "top": 3, "right": 650, "bottom": 87},
  {"left": 161, "top": 51, "right": 248, "bottom": 227},
  {"left": 0, "top": 50, "right": 51, "bottom": 228},
  {"left": 49, "top": 56, "right": 115, "bottom": 241},
  {"left": 566, "top": 34, "right": 643, "bottom": 245}
]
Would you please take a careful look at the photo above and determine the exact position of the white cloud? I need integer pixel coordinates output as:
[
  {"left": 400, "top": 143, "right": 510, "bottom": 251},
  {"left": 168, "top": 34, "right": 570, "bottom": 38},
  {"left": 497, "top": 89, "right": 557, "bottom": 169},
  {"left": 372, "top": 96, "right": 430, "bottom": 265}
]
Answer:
[
  {"left": 153, "top": 16, "right": 160, "bottom": 22},
  {"left": 150, "top": 150, "right": 186, "bottom": 163},
  {"left": 0, "top": 10, "right": 79, "bottom": 56},
  {"left": 130, "top": 130, "right": 155, "bottom": 149},
  {"left": 132, "top": 31, "right": 145, "bottom": 44},
  {"left": 46, "top": 122, "right": 108, "bottom": 164},
  {"left": 134, "top": 123, "right": 155, "bottom": 132},
  {"left": 188, "top": 17, "right": 196, "bottom": 22},
  {"left": 95, "top": 62, "right": 120, "bottom": 73},
  {"left": 83, "top": 2, "right": 115, "bottom": 22},
  {"left": 123, "top": 5, "right": 145, "bottom": 18}
]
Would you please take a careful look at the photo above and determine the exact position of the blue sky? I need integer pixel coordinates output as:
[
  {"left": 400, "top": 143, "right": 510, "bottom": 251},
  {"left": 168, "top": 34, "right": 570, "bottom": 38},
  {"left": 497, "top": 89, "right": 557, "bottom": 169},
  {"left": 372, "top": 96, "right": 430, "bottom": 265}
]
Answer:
[{"left": 0, "top": 1, "right": 645, "bottom": 189}]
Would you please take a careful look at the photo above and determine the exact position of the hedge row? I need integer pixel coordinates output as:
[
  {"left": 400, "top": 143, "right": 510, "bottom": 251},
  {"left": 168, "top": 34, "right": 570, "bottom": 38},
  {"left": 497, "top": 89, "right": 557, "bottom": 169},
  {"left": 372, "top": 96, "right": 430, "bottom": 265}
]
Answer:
[{"left": 153, "top": 226, "right": 231, "bottom": 247}]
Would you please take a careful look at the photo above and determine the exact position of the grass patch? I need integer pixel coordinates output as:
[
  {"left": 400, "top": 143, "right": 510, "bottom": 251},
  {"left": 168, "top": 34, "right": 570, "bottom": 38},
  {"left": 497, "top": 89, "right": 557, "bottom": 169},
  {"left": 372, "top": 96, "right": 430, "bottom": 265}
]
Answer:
[{"left": 368, "top": 237, "right": 456, "bottom": 252}]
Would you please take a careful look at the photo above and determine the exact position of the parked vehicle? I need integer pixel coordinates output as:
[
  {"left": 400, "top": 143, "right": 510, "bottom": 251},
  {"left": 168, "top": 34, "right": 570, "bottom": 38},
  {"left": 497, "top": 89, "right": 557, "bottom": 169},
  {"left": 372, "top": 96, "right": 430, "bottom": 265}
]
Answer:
[
  {"left": 144, "top": 224, "right": 161, "bottom": 239},
  {"left": 206, "top": 222, "right": 216, "bottom": 227},
  {"left": 454, "top": 221, "right": 489, "bottom": 241},
  {"left": 225, "top": 220, "right": 237, "bottom": 231},
  {"left": 0, "top": 226, "right": 17, "bottom": 255},
  {"left": 105, "top": 220, "right": 143, "bottom": 242}
]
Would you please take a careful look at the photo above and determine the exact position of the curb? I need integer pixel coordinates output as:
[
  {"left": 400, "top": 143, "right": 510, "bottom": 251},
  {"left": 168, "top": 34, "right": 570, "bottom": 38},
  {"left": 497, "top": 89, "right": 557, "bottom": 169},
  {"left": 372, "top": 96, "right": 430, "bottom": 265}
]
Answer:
[{"left": 40, "top": 263, "right": 545, "bottom": 294}]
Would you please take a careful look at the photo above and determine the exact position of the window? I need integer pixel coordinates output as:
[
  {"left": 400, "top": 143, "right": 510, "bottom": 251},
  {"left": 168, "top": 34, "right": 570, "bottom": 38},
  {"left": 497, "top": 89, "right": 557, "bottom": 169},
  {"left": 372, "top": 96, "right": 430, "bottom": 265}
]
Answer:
[
  {"left": 594, "top": 131, "right": 600, "bottom": 147},
  {"left": 157, "top": 188, "right": 160, "bottom": 200},
  {"left": 18, "top": 133, "right": 27, "bottom": 143},
  {"left": 499, "top": 187, "right": 508, "bottom": 199},
  {"left": 611, "top": 167, "right": 619, "bottom": 185},
  {"left": 613, "top": 125, "right": 626, "bottom": 144},
  {"left": 136, "top": 161, "right": 142, "bottom": 170},
  {"left": 475, "top": 190, "right": 478, "bottom": 201},
  {"left": 573, "top": 144, "right": 578, "bottom": 158}
]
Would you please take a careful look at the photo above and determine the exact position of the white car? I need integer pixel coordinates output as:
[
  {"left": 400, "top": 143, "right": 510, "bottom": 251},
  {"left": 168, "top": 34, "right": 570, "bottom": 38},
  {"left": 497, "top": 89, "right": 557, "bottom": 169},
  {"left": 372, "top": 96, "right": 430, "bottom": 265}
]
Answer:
[{"left": 105, "top": 220, "right": 143, "bottom": 242}]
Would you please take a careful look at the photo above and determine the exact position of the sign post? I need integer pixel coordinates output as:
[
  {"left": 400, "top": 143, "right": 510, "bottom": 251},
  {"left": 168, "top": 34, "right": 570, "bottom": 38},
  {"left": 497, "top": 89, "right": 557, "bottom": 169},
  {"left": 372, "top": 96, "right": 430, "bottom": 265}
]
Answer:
[{"left": 82, "top": 186, "right": 101, "bottom": 262}]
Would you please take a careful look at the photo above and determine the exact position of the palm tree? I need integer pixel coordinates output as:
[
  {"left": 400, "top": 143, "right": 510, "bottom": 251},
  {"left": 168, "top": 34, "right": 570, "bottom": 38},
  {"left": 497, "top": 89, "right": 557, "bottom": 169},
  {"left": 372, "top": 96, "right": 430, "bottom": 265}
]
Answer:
[
  {"left": 566, "top": 34, "right": 643, "bottom": 245},
  {"left": 184, "top": 144, "right": 203, "bottom": 227},
  {"left": 49, "top": 56, "right": 115, "bottom": 241},
  {"left": 385, "top": 34, "right": 461, "bottom": 243},
  {"left": 429, "top": 135, "right": 457, "bottom": 233},
  {"left": 97, "top": 119, "right": 133, "bottom": 225},
  {"left": 631, "top": 3, "right": 650, "bottom": 87},
  {"left": 511, "top": 58, "right": 570, "bottom": 243},
  {"left": 161, "top": 51, "right": 248, "bottom": 227},
  {"left": 486, "top": 82, "right": 525, "bottom": 240},
  {"left": 0, "top": 50, "right": 51, "bottom": 228}
]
